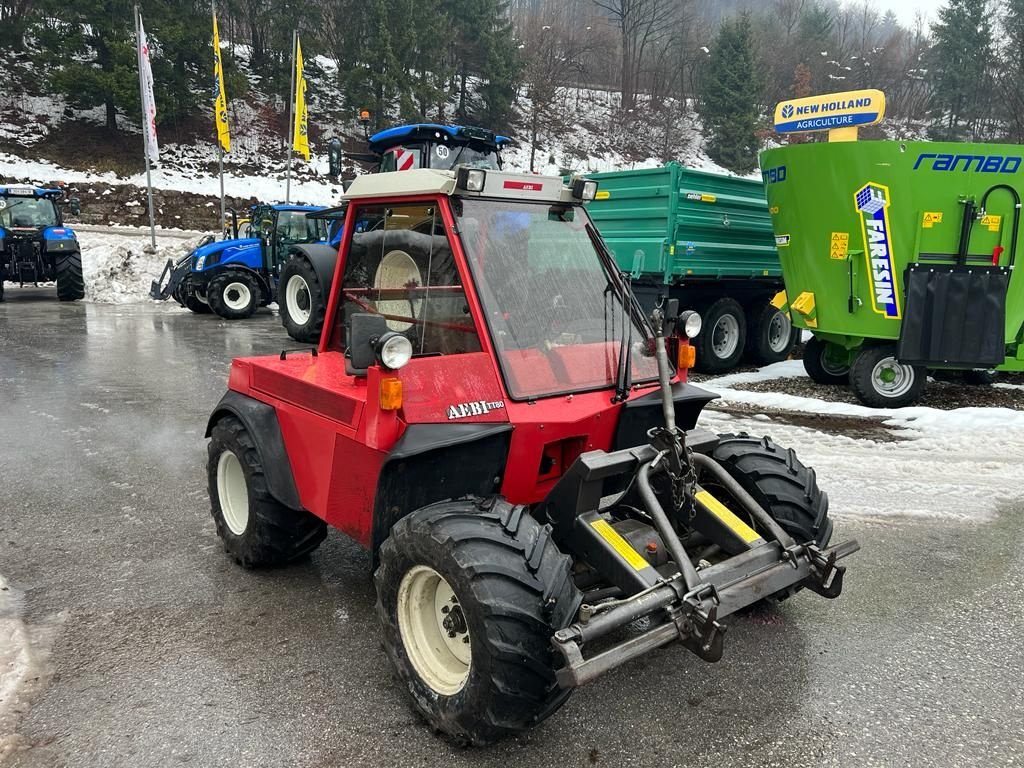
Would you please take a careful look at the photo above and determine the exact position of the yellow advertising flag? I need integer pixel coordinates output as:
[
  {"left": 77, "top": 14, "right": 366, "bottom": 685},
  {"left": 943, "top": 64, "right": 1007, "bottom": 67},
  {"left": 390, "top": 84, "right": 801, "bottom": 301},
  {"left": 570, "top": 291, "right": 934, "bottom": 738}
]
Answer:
[
  {"left": 213, "top": 14, "right": 230, "bottom": 153},
  {"left": 292, "top": 37, "right": 310, "bottom": 162}
]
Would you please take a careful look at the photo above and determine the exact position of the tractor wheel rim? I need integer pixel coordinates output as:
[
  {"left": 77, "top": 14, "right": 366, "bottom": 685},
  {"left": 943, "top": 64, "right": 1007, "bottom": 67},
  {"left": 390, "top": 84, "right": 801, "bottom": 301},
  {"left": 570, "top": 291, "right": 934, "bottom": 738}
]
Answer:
[
  {"left": 767, "top": 311, "right": 791, "bottom": 353},
  {"left": 216, "top": 450, "right": 249, "bottom": 536},
  {"left": 286, "top": 274, "right": 311, "bottom": 325},
  {"left": 711, "top": 314, "right": 740, "bottom": 359},
  {"left": 871, "top": 357, "right": 915, "bottom": 398},
  {"left": 397, "top": 565, "right": 471, "bottom": 696},
  {"left": 223, "top": 282, "right": 251, "bottom": 311}
]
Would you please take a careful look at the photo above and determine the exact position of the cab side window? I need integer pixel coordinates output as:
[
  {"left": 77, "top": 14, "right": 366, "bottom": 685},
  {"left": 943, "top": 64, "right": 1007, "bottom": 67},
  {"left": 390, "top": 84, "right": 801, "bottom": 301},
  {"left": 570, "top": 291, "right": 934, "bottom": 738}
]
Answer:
[{"left": 331, "top": 203, "right": 482, "bottom": 358}]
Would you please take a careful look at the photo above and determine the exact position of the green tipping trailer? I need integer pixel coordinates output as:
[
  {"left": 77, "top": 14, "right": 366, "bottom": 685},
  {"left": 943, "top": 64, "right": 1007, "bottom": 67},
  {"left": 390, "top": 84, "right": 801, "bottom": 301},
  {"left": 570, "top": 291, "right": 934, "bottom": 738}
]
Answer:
[
  {"left": 760, "top": 140, "right": 1023, "bottom": 407},
  {"left": 582, "top": 163, "right": 795, "bottom": 372}
]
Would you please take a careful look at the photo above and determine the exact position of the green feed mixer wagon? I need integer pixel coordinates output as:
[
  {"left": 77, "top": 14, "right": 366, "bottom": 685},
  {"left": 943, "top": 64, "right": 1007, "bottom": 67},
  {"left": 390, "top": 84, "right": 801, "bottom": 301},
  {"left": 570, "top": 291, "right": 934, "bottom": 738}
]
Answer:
[{"left": 761, "top": 89, "right": 1023, "bottom": 407}]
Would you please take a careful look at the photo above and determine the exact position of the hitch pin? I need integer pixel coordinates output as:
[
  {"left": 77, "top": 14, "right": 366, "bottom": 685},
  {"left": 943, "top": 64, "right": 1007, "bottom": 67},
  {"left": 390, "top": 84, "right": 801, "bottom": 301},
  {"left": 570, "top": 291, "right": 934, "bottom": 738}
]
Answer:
[{"left": 650, "top": 449, "right": 668, "bottom": 471}]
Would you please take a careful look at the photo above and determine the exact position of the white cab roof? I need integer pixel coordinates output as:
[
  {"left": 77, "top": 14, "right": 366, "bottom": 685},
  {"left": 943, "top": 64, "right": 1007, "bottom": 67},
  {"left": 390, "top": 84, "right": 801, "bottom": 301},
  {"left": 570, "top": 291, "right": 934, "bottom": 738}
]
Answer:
[{"left": 343, "top": 167, "right": 579, "bottom": 204}]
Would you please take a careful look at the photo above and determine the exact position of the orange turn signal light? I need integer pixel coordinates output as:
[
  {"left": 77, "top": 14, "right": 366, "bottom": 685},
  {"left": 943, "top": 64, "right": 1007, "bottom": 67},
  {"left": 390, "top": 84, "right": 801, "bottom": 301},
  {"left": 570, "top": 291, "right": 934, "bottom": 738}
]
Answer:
[
  {"left": 380, "top": 377, "right": 403, "bottom": 411},
  {"left": 677, "top": 342, "right": 696, "bottom": 370}
]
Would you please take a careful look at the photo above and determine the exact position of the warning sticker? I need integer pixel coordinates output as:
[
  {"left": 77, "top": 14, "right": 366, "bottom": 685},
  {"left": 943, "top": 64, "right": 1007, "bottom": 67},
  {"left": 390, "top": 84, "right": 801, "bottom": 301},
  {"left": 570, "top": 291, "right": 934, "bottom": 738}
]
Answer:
[
  {"left": 981, "top": 214, "right": 1002, "bottom": 232},
  {"left": 775, "top": 234, "right": 791, "bottom": 247},
  {"left": 922, "top": 211, "right": 943, "bottom": 228},
  {"left": 830, "top": 231, "right": 850, "bottom": 260}
]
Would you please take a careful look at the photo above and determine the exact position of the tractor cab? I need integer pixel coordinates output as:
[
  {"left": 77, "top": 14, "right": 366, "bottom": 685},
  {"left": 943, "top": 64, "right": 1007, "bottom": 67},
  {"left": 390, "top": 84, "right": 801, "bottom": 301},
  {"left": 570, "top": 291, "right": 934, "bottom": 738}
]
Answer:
[
  {"left": 151, "top": 202, "right": 327, "bottom": 319},
  {"left": 368, "top": 124, "right": 510, "bottom": 173},
  {"left": 205, "top": 167, "right": 857, "bottom": 745}
]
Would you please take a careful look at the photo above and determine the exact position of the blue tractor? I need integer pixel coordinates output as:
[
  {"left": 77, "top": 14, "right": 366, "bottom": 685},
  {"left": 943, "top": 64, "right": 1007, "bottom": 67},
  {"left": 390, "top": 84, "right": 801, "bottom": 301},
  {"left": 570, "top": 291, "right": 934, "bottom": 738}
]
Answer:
[
  {"left": 279, "top": 123, "right": 510, "bottom": 342},
  {"left": 0, "top": 184, "right": 83, "bottom": 301},
  {"left": 151, "top": 202, "right": 328, "bottom": 319}
]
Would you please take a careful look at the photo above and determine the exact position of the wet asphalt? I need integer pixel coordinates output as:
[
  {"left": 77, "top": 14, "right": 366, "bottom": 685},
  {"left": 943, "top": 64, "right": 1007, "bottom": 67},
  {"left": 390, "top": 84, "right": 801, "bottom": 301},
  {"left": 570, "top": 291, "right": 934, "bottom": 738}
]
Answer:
[{"left": 0, "top": 288, "right": 1022, "bottom": 767}]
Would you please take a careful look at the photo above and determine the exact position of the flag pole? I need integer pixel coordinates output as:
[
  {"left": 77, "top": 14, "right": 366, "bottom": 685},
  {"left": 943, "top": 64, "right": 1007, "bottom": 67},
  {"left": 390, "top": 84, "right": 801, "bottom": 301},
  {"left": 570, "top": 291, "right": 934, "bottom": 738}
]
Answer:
[
  {"left": 135, "top": 4, "right": 157, "bottom": 251},
  {"left": 214, "top": 1, "right": 226, "bottom": 238},
  {"left": 285, "top": 29, "right": 297, "bottom": 204}
]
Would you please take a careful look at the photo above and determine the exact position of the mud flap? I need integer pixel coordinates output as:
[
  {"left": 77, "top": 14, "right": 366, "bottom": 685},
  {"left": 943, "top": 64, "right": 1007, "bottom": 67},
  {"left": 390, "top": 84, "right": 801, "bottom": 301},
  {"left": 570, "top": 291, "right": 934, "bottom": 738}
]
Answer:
[{"left": 897, "top": 264, "right": 1009, "bottom": 367}]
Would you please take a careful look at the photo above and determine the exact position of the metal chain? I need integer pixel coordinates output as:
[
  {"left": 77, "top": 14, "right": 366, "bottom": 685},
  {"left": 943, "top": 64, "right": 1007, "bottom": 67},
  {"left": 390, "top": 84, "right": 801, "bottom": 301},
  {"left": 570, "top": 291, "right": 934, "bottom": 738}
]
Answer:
[{"left": 672, "top": 445, "right": 698, "bottom": 522}]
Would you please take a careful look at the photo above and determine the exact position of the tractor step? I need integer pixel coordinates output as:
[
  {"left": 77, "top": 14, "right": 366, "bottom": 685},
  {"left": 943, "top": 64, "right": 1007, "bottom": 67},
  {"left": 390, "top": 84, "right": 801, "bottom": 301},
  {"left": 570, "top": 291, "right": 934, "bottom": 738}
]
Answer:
[{"left": 551, "top": 538, "right": 859, "bottom": 688}]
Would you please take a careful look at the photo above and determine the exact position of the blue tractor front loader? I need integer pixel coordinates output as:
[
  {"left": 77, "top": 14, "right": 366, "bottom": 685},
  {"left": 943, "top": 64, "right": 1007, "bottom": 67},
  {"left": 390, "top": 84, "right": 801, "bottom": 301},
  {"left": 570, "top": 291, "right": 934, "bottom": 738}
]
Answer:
[{"left": 150, "top": 202, "right": 327, "bottom": 319}]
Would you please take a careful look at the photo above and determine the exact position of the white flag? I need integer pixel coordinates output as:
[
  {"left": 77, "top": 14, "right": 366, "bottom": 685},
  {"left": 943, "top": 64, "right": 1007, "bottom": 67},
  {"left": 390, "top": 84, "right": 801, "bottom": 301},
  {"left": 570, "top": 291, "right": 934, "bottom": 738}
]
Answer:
[{"left": 137, "top": 15, "right": 159, "bottom": 164}]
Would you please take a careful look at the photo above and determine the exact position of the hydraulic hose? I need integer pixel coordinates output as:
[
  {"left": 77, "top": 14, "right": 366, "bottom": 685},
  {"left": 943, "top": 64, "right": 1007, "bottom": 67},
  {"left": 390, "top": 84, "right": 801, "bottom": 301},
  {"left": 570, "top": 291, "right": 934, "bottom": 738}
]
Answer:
[{"left": 637, "top": 461, "right": 702, "bottom": 590}]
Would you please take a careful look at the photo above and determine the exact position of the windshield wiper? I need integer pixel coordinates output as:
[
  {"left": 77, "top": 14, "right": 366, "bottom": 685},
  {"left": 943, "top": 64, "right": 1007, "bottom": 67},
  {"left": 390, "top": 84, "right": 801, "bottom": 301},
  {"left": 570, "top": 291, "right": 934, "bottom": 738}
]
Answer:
[{"left": 586, "top": 223, "right": 635, "bottom": 402}]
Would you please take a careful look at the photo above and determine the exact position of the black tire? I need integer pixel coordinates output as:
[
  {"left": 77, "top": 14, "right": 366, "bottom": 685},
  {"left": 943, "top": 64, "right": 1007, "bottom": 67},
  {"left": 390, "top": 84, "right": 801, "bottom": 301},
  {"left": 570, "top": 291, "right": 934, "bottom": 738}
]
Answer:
[
  {"left": 802, "top": 336, "right": 850, "bottom": 385},
  {"left": 174, "top": 277, "right": 212, "bottom": 314},
  {"left": 280, "top": 256, "right": 325, "bottom": 343},
  {"left": 375, "top": 497, "right": 582, "bottom": 745},
  {"left": 745, "top": 301, "right": 797, "bottom": 365},
  {"left": 963, "top": 369, "right": 996, "bottom": 386},
  {"left": 693, "top": 297, "right": 746, "bottom": 373},
  {"left": 849, "top": 344, "right": 926, "bottom": 408},
  {"left": 55, "top": 250, "right": 84, "bottom": 301},
  {"left": 709, "top": 435, "right": 831, "bottom": 601},
  {"left": 208, "top": 270, "right": 260, "bottom": 319},
  {"left": 207, "top": 415, "right": 327, "bottom": 567}
]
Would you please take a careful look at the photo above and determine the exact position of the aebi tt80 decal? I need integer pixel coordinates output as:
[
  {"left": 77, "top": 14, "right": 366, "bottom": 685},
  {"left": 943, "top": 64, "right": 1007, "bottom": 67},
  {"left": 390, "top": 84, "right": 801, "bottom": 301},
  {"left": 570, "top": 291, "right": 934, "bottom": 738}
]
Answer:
[
  {"left": 446, "top": 399, "right": 506, "bottom": 420},
  {"left": 854, "top": 182, "right": 901, "bottom": 320}
]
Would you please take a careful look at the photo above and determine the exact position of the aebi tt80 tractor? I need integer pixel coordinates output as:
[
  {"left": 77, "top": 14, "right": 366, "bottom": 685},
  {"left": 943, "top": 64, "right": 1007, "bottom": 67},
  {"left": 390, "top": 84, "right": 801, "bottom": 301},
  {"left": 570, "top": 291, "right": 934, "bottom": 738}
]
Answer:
[
  {"left": 0, "top": 184, "right": 84, "bottom": 301},
  {"left": 204, "top": 167, "right": 858, "bottom": 743}
]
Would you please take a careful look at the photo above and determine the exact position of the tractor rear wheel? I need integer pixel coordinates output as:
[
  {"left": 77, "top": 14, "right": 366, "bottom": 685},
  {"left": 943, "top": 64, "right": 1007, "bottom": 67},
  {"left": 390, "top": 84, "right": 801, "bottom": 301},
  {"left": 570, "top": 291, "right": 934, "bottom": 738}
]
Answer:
[
  {"left": 694, "top": 297, "right": 746, "bottom": 373},
  {"left": 710, "top": 433, "right": 832, "bottom": 548},
  {"left": 207, "top": 416, "right": 327, "bottom": 567},
  {"left": 375, "top": 498, "right": 581, "bottom": 745},
  {"left": 280, "top": 257, "right": 325, "bottom": 343},
  {"left": 849, "top": 344, "right": 926, "bottom": 408},
  {"left": 55, "top": 251, "right": 85, "bottom": 301},
  {"left": 208, "top": 271, "right": 260, "bottom": 319},
  {"left": 745, "top": 301, "right": 796, "bottom": 365},
  {"left": 802, "top": 336, "right": 850, "bottom": 385}
]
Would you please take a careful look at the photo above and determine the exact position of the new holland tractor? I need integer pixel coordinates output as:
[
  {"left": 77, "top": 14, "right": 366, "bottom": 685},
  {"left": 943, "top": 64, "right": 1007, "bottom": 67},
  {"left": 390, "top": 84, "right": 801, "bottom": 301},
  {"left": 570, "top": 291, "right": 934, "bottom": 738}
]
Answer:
[
  {"left": 278, "top": 123, "right": 510, "bottom": 342},
  {"left": 202, "top": 166, "right": 858, "bottom": 743},
  {"left": 150, "top": 203, "right": 327, "bottom": 318},
  {"left": 0, "top": 183, "right": 84, "bottom": 301}
]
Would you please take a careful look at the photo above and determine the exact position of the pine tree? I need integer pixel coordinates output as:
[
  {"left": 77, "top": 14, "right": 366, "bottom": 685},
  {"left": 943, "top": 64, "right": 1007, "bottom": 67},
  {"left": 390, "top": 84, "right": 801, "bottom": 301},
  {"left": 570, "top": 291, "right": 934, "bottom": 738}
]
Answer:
[
  {"left": 699, "top": 13, "right": 762, "bottom": 174},
  {"left": 928, "top": 0, "right": 994, "bottom": 140},
  {"left": 1002, "top": 0, "right": 1024, "bottom": 141}
]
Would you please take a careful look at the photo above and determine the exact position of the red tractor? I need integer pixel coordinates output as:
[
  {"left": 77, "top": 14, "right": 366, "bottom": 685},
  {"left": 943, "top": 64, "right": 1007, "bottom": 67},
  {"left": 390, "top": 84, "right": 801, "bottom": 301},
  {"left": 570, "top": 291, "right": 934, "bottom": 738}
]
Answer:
[{"left": 205, "top": 167, "right": 858, "bottom": 744}]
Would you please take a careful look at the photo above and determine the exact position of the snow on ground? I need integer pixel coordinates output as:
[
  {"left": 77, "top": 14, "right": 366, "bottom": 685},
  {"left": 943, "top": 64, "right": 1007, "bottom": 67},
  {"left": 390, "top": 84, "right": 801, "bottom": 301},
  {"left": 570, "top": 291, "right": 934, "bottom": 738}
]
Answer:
[
  {"left": 78, "top": 228, "right": 207, "bottom": 304},
  {"left": 0, "top": 574, "right": 31, "bottom": 757},
  {"left": 698, "top": 361, "right": 1024, "bottom": 524}
]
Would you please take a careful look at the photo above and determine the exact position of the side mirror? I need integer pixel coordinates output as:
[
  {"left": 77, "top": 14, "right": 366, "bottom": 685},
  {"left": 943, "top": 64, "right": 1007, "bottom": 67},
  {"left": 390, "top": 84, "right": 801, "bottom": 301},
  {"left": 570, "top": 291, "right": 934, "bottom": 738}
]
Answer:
[
  {"left": 68, "top": 197, "right": 81, "bottom": 216},
  {"left": 328, "top": 138, "right": 344, "bottom": 178},
  {"left": 346, "top": 313, "right": 389, "bottom": 375}
]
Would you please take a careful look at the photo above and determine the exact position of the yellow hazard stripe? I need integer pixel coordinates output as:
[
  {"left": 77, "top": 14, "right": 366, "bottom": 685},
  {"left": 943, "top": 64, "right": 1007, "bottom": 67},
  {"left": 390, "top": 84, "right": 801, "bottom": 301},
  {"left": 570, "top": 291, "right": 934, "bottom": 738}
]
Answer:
[
  {"left": 696, "top": 490, "right": 763, "bottom": 545},
  {"left": 591, "top": 519, "right": 651, "bottom": 572}
]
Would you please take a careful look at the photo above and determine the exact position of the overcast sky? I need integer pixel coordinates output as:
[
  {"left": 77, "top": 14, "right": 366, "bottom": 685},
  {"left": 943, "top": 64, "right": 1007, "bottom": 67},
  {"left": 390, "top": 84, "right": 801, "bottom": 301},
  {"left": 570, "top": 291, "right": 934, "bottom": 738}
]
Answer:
[{"left": 889, "top": 0, "right": 944, "bottom": 30}]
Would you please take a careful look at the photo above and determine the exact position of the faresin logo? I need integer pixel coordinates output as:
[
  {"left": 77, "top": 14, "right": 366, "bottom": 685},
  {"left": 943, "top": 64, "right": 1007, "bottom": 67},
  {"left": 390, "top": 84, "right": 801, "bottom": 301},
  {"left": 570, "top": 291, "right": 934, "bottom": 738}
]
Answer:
[{"left": 854, "top": 183, "right": 901, "bottom": 319}]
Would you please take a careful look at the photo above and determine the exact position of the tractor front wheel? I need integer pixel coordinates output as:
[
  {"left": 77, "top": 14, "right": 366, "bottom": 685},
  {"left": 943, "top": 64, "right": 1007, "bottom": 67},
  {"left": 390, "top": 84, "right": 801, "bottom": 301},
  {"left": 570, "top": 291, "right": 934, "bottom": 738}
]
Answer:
[
  {"left": 280, "top": 257, "right": 325, "bottom": 343},
  {"left": 849, "top": 344, "right": 926, "bottom": 408},
  {"left": 55, "top": 251, "right": 85, "bottom": 301},
  {"left": 802, "top": 336, "right": 850, "bottom": 385},
  {"left": 208, "top": 271, "right": 260, "bottom": 319},
  {"left": 375, "top": 498, "right": 581, "bottom": 745},
  {"left": 207, "top": 416, "right": 327, "bottom": 567}
]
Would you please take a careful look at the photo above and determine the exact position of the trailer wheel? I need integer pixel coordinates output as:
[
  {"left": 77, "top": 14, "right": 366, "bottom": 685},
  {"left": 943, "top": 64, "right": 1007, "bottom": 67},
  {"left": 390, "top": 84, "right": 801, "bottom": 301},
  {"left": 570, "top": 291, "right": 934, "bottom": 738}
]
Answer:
[
  {"left": 694, "top": 297, "right": 746, "bottom": 373},
  {"left": 55, "top": 251, "right": 84, "bottom": 301},
  {"left": 208, "top": 271, "right": 259, "bottom": 319},
  {"left": 849, "top": 344, "right": 925, "bottom": 408},
  {"left": 375, "top": 498, "right": 581, "bottom": 745},
  {"left": 207, "top": 415, "right": 326, "bottom": 567},
  {"left": 802, "top": 336, "right": 850, "bottom": 385},
  {"left": 280, "top": 257, "right": 325, "bottom": 343},
  {"left": 963, "top": 369, "right": 996, "bottom": 386},
  {"left": 745, "top": 301, "right": 796, "bottom": 365}
]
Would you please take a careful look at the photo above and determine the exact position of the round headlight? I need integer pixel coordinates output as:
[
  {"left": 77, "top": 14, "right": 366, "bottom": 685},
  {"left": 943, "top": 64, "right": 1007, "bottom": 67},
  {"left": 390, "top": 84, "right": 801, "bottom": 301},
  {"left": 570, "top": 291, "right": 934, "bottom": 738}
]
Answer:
[
  {"left": 679, "top": 310, "right": 702, "bottom": 339},
  {"left": 377, "top": 332, "right": 413, "bottom": 370}
]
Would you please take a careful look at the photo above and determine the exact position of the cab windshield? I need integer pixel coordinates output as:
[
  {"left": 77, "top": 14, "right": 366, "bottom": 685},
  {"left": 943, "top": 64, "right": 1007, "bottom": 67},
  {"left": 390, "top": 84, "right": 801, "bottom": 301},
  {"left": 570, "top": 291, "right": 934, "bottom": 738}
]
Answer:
[
  {"left": 457, "top": 199, "right": 658, "bottom": 400},
  {"left": 273, "top": 210, "right": 327, "bottom": 244},
  {"left": 0, "top": 196, "right": 58, "bottom": 229}
]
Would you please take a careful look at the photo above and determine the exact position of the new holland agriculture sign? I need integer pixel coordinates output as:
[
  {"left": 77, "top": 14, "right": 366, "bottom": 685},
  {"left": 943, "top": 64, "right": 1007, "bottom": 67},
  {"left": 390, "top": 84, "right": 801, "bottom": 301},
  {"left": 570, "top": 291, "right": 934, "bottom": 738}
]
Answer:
[{"left": 774, "top": 89, "right": 886, "bottom": 134}]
